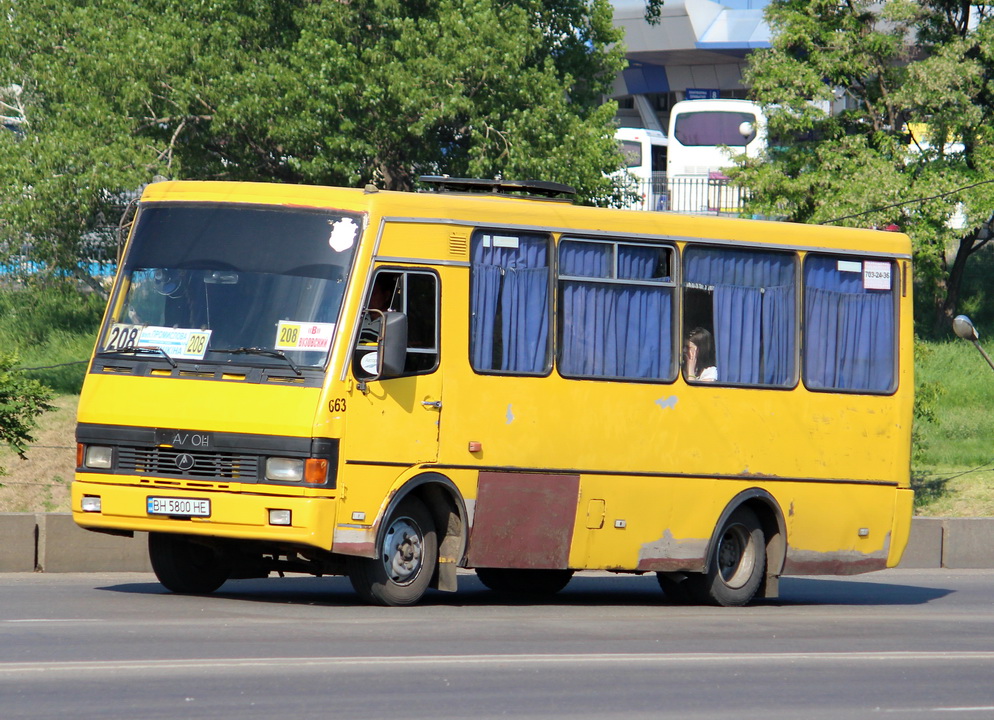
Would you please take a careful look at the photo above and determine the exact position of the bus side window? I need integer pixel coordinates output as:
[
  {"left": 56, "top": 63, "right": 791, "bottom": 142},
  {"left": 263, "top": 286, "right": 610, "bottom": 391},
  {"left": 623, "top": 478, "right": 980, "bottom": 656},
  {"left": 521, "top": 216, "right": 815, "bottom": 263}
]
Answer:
[
  {"left": 558, "top": 239, "right": 676, "bottom": 381},
  {"left": 469, "top": 230, "right": 552, "bottom": 375},
  {"left": 803, "top": 255, "right": 896, "bottom": 393},
  {"left": 355, "top": 270, "right": 438, "bottom": 379},
  {"left": 682, "top": 246, "right": 797, "bottom": 386}
]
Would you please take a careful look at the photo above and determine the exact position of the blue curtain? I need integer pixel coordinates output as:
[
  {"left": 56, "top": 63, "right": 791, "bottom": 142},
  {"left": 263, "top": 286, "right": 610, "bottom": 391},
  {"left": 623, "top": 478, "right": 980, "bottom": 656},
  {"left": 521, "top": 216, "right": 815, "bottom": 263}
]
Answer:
[
  {"left": 714, "top": 285, "right": 762, "bottom": 383},
  {"left": 470, "top": 232, "right": 550, "bottom": 373},
  {"left": 559, "top": 242, "right": 673, "bottom": 379},
  {"left": 685, "top": 247, "right": 795, "bottom": 385},
  {"left": 804, "top": 256, "right": 895, "bottom": 392}
]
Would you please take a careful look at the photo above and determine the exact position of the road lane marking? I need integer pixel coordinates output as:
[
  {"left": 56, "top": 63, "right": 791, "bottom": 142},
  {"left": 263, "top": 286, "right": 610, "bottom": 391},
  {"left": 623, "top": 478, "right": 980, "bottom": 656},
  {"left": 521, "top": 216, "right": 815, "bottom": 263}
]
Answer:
[
  {"left": 1, "top": 651, "right": 994, "bottom": 676},
  {"left": 3, "top": 619, "right": 102, "bottom": 623}
]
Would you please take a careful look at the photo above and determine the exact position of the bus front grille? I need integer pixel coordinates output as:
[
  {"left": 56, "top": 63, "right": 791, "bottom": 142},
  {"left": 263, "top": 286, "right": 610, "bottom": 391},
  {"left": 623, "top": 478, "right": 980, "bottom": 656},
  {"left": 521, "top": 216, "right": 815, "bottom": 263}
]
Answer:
[{"left": 117, "top": 447, "right": 261, "bottom": 481}]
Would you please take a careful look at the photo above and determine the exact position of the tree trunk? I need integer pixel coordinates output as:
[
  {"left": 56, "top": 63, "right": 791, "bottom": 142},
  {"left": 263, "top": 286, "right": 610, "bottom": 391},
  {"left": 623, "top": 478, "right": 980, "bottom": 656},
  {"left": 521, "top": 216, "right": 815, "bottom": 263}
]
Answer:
[{"left": 933, "top": 229, "right": 980, "bottom": 337}]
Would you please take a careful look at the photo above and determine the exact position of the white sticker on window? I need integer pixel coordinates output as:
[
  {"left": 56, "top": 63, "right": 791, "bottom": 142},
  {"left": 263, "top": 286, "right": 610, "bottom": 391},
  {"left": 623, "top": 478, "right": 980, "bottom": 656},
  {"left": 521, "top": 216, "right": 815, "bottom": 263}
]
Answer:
[
  {"left": 275, "top": 321, "right": 335, "bottom": 352},
  {"left": 137, "top": 326, "right": 212, "bottom": 360},
  {"left": 863, "top": 261, "right": 891, "bottom": 290},
  {"left": 492, "top": 235, "right": 520, "bottom": 249},
  {"left": 328, "top": 218, "right": 358, "bottom": 253},
  {"left": 837, "top": 260, "right": 862, "bottom": 273}
]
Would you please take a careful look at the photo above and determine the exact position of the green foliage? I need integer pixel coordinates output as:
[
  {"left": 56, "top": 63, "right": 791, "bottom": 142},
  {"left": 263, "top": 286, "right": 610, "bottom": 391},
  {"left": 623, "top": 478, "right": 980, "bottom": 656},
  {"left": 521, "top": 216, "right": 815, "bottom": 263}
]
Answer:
[
  {"left": 0, "top": 282, "right": 104, "bottom": 394},
  {"left": 0, "top": 350, "right": 53, "bottom": 476},
  {"left": 912, "top": 337, "right": 943, "bottom": 471},
  {"left": 0, "top": 0, "right": 631, "bottom": 285},
  {"left": 739, "top": 1, "right": 994, "bottom": 336}
]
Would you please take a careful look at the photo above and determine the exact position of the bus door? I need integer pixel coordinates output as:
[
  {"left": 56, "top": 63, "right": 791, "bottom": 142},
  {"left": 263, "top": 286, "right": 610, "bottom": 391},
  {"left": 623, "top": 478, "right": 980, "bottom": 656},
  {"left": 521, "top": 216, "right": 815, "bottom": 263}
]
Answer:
[{"left": 344, "top": 267, "right": 442, "bottom": 465}]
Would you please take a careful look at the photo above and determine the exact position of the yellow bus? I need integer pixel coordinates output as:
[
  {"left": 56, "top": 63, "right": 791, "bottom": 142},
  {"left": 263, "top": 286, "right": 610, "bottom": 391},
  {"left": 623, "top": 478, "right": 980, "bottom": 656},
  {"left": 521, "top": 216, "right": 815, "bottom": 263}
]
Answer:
[{"left": 72, "top": 177, "right": 914, "bottom": 606}]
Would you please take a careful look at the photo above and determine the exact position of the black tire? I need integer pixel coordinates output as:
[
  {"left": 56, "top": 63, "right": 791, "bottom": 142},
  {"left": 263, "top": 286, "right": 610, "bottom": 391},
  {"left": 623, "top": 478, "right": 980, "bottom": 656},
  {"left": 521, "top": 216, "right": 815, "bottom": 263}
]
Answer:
[
  {"left": 688, "top": 506, "right": 766, "bottom": 607},
  {"left": 148, "top": 532, "right": 231, "bottom": 594},
  {"left": 347, "top": 496, "right": 438, "bottom": 606},
  {"left": 475, "top": 568, "right": 574, "bottom": 597}
]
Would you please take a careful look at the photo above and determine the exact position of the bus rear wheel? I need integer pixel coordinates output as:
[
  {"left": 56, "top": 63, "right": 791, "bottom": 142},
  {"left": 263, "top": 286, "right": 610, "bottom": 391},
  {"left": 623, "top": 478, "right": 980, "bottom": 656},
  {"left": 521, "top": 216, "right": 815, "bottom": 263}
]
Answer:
[
  {"left": 689, "top": 506, "right": 765, "bottom": 607},
  {"left": 475, "top": 568, "right": 574, "bottom": 597},
  {"left": 347, "top": 496, "right": 437, "bottom": 606},
  {"left": 148, "top": 532, "right": 231, "bottom": 594}
]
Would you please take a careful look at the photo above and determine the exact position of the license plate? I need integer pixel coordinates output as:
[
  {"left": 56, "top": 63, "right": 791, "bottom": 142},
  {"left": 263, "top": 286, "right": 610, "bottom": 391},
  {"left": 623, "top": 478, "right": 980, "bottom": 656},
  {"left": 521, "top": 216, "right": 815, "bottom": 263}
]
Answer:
[{"left": 147, "top": 496, "right": 211, "bottom": 517}]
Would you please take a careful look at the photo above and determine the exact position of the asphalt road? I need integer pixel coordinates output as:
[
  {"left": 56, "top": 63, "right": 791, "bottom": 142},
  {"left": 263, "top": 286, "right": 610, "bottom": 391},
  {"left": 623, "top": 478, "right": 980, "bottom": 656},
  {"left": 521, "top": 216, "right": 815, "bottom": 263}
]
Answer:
[{"left": 2, "top": 569, "right": 993, "bottom": 719}]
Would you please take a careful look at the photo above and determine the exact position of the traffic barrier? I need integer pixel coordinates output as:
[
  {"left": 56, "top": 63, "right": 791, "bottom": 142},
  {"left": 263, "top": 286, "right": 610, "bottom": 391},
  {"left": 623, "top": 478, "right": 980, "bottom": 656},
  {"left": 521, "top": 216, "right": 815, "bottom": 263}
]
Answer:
[{"left": 0, "top": 513, "right": 988, "bottom": 572}]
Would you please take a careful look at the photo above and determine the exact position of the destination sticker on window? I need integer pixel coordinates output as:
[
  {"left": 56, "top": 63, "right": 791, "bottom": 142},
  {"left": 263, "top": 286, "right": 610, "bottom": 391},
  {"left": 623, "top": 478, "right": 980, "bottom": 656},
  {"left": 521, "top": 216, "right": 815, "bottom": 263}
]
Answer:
[
  {"left": 135, "top": 326, "right": 212, "bottom": 360},
  {"left": 275, "top": 321, "right": 335, "bottom": 352},
  {"left": 481, "top": 234, "right": 520, "bottom": 249},
  {"left": 863, "top": 261, "right": 891, "bottom": 290},
  {"left": 837, "top": 260, "right": 862, "bottom": 273},
  {"left": 105, "top": 323, "right": 143, "bottom": 352},
  {"left": 492, "top": 235, "right": 520, "bottom": 248}
]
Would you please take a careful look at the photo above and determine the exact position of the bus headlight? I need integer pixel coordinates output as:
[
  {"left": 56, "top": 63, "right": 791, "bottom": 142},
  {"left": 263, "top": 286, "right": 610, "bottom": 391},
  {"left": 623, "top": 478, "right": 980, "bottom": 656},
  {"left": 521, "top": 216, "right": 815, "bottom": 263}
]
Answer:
[
  {"left": 265, "top": 457, "right": 305, "bottom": 482},
  {"left": 84, "top": 446, "right": 113, "bottom": 469}
]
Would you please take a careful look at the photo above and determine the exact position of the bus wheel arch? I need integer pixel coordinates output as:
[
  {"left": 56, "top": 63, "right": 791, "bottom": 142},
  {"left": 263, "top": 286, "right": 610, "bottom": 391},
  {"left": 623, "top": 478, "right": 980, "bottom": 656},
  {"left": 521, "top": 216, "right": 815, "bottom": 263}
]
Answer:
[
  {"left": 407, "top": 473, "right": 468, "bottom": 593},
  {"left": 695, "top": 489, "right": 787, "bottom": 606},
  {"left": 350, "top": 472, "right": 467, "bottom": 604}
]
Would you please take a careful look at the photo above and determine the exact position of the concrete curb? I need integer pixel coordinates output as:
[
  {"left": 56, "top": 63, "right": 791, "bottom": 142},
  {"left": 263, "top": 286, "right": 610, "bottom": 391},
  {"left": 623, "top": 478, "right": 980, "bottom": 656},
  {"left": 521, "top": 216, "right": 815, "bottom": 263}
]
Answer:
[
  {"left": 0, "top": 513, "right": 151, "bottom": 573},
  {"left": 0, "top": 514, "right": 990, "bottom": 572}
]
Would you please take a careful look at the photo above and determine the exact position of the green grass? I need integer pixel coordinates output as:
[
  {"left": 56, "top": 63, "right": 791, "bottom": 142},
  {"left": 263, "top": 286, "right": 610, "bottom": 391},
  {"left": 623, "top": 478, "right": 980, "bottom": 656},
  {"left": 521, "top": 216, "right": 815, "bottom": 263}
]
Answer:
[
  {"left": 0, "top": 280, "right": 105, "bottom": 393},
  {"left": 912, "top": 337, "right": 994, "bottom": 515},
  {"left": 914, "top": 339, "right": 994, "bottom": 467}
]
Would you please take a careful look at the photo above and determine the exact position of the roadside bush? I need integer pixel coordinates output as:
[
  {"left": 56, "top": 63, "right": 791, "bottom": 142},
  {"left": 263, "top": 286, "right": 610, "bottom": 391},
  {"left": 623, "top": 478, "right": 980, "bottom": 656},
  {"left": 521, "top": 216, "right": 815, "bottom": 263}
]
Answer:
[{"left": 0, "top": 351, "right": 53, "bottom": 477}]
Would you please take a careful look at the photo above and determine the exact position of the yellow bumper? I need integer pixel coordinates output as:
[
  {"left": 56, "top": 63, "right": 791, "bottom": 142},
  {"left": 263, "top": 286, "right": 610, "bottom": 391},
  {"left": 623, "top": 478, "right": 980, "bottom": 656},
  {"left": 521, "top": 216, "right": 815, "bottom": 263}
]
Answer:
[{"left": 72, "top": 477, "right": 338, "bottom": 551}]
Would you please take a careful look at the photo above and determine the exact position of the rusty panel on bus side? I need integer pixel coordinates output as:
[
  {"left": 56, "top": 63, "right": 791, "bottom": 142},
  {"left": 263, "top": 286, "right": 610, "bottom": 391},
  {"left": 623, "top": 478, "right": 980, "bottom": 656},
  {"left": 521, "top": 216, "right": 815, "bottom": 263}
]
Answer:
[{"left": 465, "top": 472, "right": 579, "bottom": 569}]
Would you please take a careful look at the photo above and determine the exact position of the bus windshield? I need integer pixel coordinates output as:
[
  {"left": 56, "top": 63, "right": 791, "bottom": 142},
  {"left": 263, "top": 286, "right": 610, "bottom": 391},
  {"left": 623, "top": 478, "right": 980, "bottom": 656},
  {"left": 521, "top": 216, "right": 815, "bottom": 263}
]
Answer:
[
  {"left": 100, "top": 203, "right": 363, "bottom": 369},
  {"left": 673, "top": 111, "right": 758, "bottom": 147}
]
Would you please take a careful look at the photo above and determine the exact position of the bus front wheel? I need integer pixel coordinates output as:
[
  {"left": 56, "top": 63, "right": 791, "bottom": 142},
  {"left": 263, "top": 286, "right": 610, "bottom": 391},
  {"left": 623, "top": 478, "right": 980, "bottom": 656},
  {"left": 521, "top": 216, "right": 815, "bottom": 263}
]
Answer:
[
  {"left": 347, "top": 496, "right": 438, "bottom": 606},
  {"left": 690, "top": 506, "right": 765, "bottom": 607},
  {"left": 148, "top": 532, "right": 231, "bottom": 594}
]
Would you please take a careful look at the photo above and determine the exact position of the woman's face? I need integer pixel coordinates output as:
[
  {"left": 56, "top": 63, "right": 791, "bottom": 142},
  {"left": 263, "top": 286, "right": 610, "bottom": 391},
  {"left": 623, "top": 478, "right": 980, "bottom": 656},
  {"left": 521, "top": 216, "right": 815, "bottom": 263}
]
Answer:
[{"left": 684, "top": 340, "right": 699, "bottom": 370}]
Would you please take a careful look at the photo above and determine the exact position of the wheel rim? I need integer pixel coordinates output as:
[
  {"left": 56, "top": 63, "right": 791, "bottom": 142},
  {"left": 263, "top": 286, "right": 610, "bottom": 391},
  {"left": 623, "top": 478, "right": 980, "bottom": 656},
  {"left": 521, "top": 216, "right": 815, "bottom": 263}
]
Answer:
[
  {"left": 716, "top": 522, "right": 755, "bottom": 589},
  {"left": 380, "top": 515, "right": 424, "bottom": 586}
]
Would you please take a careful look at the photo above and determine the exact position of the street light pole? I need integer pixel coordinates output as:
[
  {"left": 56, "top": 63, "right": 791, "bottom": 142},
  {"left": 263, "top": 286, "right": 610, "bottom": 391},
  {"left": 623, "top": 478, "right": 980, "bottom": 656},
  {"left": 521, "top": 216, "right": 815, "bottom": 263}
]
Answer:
[{"left": 953, "top": 315, "right": 994, "bottom": 372}]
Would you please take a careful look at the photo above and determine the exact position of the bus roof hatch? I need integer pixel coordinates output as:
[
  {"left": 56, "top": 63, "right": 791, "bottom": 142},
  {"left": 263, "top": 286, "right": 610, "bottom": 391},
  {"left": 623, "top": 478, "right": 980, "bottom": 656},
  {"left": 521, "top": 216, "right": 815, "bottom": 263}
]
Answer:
[{"left": 418, "top": 175, "right": 576, "bottom": 200}]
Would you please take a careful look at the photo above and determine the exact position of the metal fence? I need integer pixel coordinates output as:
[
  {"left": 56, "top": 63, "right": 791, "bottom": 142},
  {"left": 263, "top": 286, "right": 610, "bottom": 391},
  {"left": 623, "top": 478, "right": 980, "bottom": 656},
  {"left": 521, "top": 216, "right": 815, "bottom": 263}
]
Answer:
[{"left": 619, "top": 172, "right": 752, "bottom": 216}]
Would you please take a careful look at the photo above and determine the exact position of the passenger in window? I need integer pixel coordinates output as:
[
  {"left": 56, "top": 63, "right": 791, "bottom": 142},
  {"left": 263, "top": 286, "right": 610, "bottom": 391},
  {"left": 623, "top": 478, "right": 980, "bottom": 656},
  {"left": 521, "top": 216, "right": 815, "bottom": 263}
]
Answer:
[{"left": 684, "top": 327, "right": 717, "bottom": 382}]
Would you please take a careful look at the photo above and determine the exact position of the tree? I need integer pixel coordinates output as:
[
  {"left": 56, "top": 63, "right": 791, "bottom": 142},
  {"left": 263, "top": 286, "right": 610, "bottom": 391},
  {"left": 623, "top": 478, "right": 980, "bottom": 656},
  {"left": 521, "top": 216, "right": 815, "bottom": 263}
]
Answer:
[
  {"left": 0, "top": 353, "right": 53, "bottom": 481},
  {"left": 737, "top": 0, "right": 994, "bottom": 336},
  {"left": 0, "top": 0, "right": 629, "bottom": 292}
]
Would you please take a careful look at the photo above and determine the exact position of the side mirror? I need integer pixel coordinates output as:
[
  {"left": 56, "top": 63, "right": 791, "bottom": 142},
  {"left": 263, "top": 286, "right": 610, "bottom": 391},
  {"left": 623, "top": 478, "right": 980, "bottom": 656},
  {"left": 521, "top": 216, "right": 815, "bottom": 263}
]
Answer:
[
  {"left": 953, "top": 315, "right": 994, "bottom": 372},
  {"left": 378, "top": 311, "right": 408, "bottom": 378},
  {"left": 353, "top": 310, "right": 408, "bottom": 382}
]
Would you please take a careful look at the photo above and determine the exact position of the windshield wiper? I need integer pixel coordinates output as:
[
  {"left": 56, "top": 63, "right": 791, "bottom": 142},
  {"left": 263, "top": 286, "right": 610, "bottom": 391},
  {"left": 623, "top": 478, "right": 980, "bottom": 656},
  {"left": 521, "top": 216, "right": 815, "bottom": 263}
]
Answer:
[
  {"left": 97, "top": 345, "right": 177, "bottom": 368},
  {"left": 211, "top": 347, "right": 302, "bottom": 376}
]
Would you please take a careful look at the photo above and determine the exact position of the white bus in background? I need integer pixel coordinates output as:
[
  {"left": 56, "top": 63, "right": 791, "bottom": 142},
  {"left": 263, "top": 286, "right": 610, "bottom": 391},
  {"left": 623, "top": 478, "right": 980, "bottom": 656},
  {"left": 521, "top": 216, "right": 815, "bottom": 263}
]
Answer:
[
  {"left": 666, "top": 99, "right": 766, "bottom": 215},
  {"left": 614, "top": 126, "right": 667, "bottom": 211}
]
